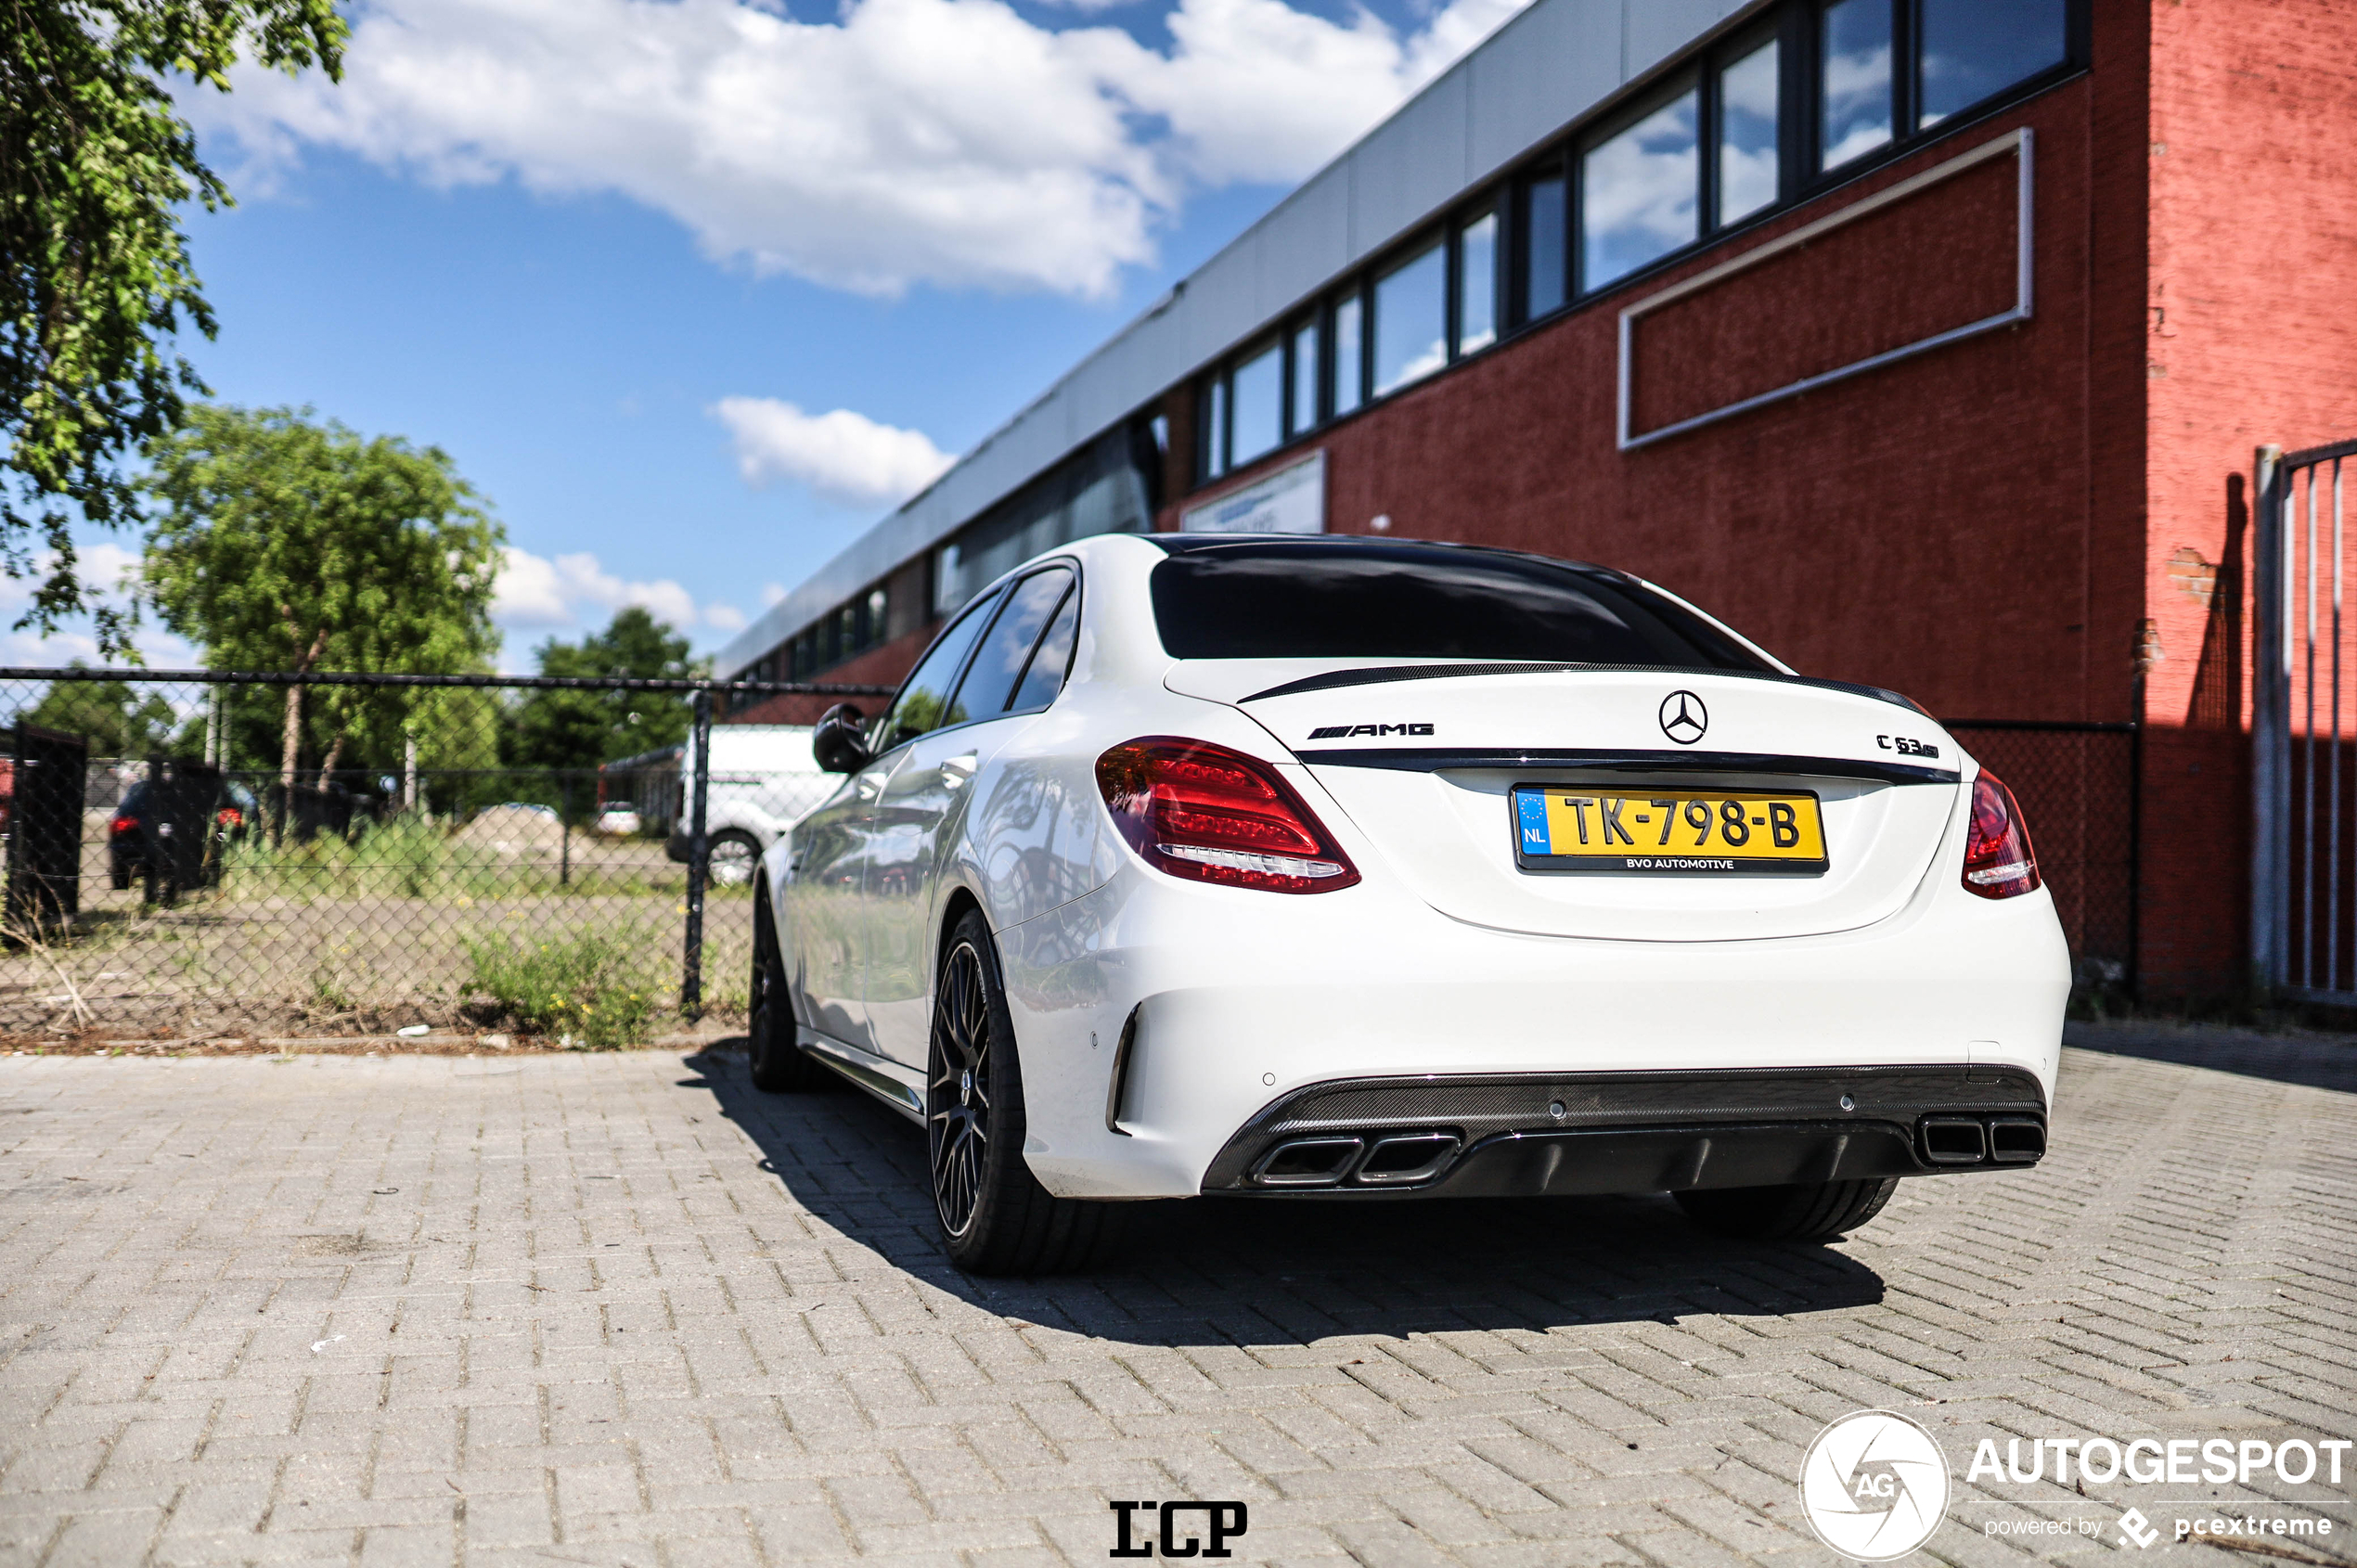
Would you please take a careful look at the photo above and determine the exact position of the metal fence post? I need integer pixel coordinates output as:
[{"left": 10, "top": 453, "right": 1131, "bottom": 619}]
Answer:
[
  {"left": 2251, "top": 443, "right": 2286, "bottom": 996},
  {"left": 680, "top": 688, "right": 713, "bottom": 1019}
]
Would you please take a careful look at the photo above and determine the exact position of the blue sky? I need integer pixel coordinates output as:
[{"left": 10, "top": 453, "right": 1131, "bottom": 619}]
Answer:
[{"left": 18, "top": 0, "right": 1526, "bottom": 671}]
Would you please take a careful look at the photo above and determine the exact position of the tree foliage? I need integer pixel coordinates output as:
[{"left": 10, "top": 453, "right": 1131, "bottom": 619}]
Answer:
[
  {"left": 2, "top": 0, "right": 345, "bottom": 648},
  {"left": 16, "top": 662, "right": 187, "bottom": 757},
  {"left": 140, "top": 405, "right": 505, "bottom": 789},
  {"left": 507, "top": 608, "right": 702, "bottom": 777}
]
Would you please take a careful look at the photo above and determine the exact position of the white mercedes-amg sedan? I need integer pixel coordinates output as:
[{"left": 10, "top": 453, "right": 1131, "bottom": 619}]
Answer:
[{"left": 749, "top": 533, "right": 2067, "bottom": 1275}]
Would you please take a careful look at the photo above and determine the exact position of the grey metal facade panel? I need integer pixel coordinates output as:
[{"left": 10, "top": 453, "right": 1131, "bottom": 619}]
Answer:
[
  {"left": 1466, "top": 0, "right": 1623, "bottom": 175},
  {"left": 717, "top": 0, "right": 1752, "bottom": 676},
  {"left": 1625, "top": 0, "right": 1752, "bottom": 78},
  {"left": 1256, "top": 171, "right": 1354, "bottom": 320},
  {"left": 1347, "top": 72, "right": 1472, "bottom": 258},
  {"left": 1183, "top": 244, "right": 1266, "bottom": 366}
]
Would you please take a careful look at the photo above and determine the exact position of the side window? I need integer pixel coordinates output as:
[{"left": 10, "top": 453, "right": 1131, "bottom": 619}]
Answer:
[
  {"left": 1007, "top": 585, "right": 1079, "bottom": 713},
  {"left": 947, "top": 568, "right": 1073, "bottom": 720},
  {"left": 877, "top": 589, "right": 1001, "bottom": 752}
]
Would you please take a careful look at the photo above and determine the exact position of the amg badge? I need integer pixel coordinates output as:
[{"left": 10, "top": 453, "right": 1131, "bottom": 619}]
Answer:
[{"left": 1307, "top": 722, "right": 1435, "bottom": 739}]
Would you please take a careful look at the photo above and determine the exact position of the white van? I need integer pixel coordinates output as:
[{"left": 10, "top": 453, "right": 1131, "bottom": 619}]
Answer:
[{"left": 619, "top": 726, "right": 835, "bottom": 886}]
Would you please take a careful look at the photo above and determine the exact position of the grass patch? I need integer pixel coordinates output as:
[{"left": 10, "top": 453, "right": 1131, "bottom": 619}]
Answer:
[
  {"left": 462, "top": 925, "right": 667, "bottom": 1048},
  {"left": 214, "top": 813, "right": 690, "bottom": 903}
]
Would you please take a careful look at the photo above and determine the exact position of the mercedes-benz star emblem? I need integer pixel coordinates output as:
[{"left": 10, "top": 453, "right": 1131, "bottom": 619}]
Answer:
[{"left": 1659, "top": 690, "right": 1708, "bottom": 745}]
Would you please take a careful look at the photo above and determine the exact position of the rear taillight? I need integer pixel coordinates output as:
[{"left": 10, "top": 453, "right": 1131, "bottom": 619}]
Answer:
[
  {"left": 109, "top": 815, "right": 138, "bottom": 835},
  {"left": 1095, "top": 737, "right": 1360, "bottom": 894},
  {"left": 1961, "top": 770, "right": 2040, "bottom": 899}
]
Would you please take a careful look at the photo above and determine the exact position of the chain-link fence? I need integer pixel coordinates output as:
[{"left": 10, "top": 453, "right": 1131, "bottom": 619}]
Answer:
[
  {"left": 1947, "top": 720, "right": 2141, "bottom": 1002},
  {"left": 0, "top": 670, "right": 2144, "bottom": 1039},
  {"left": 0, "top": 668, "right": 890, "bottom": 1042}
]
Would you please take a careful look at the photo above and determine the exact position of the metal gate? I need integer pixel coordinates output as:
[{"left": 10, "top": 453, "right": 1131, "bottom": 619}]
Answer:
[{"left": 2252, "top": 437, "right": 2357, "bottom": 999}]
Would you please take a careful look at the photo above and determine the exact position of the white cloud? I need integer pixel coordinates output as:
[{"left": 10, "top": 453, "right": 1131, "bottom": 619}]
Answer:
[
  {"left": 492, "top": 546, "right": 736, "bottom": 649},
  {"left": 192, "top": 0, "right": 1530, "bottom": 298},
  {"left": 760, "top": 583, "right": 788, "bottom": 608},
  {"left": 712, "top": 396, "right": 955, "bottom": 505},
  {"left": 0, "top": 545, "right": 199, "bottom": 670}
]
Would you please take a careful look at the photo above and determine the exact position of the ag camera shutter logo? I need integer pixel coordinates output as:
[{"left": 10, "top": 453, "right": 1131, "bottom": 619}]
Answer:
[{"left": 1798, "top": 1410, "right": 1951, "bottom": 1561}]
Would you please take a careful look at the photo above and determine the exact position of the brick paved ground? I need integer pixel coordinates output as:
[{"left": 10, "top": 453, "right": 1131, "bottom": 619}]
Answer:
[{"left": 0, "top": 1022, "right": 2351, "bottom": 1567}]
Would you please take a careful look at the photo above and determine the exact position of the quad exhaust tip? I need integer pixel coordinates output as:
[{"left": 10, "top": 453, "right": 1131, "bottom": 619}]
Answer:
[
  {"left": 1250, "top": 1132, "right": 1462, "bottom": 1188},
  {"left": 1918, "top": 1115, "right": 2045, "bottom": 1166}
]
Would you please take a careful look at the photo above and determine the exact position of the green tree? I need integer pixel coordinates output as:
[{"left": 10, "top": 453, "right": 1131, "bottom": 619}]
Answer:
[
  {"left": 16, "top": 663, "right": 183, "bottom": 757},
  {"left": 3, "top": 1, "right": 344, "bottom": 648},
  {"left": 508, "top": 608, "right": 703, "bottom": 778},
  {"left": 140, "top": 405, "right": 505, "bottom": 795}
]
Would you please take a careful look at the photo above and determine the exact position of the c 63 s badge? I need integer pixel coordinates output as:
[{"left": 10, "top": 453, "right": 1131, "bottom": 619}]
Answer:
[{"left": 1307, "top": 722, "right": 1434, "bottom": 740}]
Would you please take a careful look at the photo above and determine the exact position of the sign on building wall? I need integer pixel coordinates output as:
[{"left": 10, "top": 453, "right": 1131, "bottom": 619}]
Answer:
[{"left": 1179, "top": 450, "right": 1325, "bottom": 534}]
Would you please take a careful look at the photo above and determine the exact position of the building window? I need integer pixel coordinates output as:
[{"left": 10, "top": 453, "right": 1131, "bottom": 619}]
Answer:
[
  {"left": 1289, "top": 317, "right": 1320, "bottom": 435},
  {"left": 867, "top": 586, "right": 888, "bottom": 645},
  {"left": 1717, "top": 38, "right": 1781, "bottom": 226},
  {"left": 1919, "top": 0, "right": 2066, "bottom": 127},
  {"left": 1332, "top": 292, "right": 1364, "bottom": 416},
  {"left": 1456, "top": 210, "right": 1499, "bottom": 355},
  {"left": 1521, "top": 168, "right": 1567, "bottom": 321},
  {"left": 1820, "top": 0, "right": 1894, "bottom": 170},
  {"left": 1230, "top": 340, "right": 1283, "bottom": 468},
  {"left": 1372, "top": 239, "right": 1447, "bottom": 397},
  {"left": 1580, "top": 84, "right": 1700, "bottom": 291},
  {"left": 1198, "top": 377, "right": 1228, "bottom": 481}
]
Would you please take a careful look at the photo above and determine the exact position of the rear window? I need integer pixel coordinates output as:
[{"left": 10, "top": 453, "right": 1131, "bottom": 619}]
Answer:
[{"left": 1149, "top": 540, "right": 1774, "bottom": 669}]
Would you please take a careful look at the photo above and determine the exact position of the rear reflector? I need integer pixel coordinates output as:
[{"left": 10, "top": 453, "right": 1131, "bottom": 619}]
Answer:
[
  {"left": 1097, "top": 737, "right": 1360, "bottom": 893},
  {"left": 1961, "top": 769, "right": 2041, "bottom": 900}
]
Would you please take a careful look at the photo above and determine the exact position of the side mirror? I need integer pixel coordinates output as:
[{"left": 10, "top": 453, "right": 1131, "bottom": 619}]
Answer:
[{"left": 812, "top": 703, "right": 871, "bottom": 774}]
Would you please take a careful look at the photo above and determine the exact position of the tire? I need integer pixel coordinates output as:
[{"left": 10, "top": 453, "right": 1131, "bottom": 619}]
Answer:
[
  {"left": 928, "top": 908, "right": 1124, "bottom": 1276},
  {"left": 706, "top": 830, "right": 761, "bottom": 888},
  {"left": 1673, "top": 1177, "right": 1899, "bottom": 1242},
  {"left": 748, "top": 888, "right": 831, "bottom": 1093}
]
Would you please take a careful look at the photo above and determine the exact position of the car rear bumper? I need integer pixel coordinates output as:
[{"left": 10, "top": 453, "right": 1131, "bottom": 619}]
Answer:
[
  {"left": 997, "top": 855, "right": 2070, "bottom": 1200},
  {"left": 1197, "top": 1064, "right": 2046, "bottom": 1198}
]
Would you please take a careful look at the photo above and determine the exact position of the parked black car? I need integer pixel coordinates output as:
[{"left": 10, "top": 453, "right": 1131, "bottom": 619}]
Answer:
[{"left": 108, "top": 777, "right": 256, "bottom": 901}]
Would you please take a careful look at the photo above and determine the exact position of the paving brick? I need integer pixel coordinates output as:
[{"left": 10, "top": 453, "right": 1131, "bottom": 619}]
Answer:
[{"left": 3, "top": 1031, "right": 2352, "bottom": 1564}]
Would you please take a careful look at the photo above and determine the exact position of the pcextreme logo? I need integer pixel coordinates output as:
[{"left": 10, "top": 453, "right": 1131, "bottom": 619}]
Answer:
[{"left": 1798, "top": 1410, "right": 1952, "bottom": 1562}]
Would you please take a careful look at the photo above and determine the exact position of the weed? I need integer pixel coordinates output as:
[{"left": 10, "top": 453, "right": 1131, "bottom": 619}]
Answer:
[{"left": 462, "top": 926, "right": 666, "bottom": 1048}]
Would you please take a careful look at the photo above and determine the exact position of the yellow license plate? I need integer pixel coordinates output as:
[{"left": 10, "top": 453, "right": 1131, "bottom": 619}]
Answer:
[{"left": 1512, "top": 786, "right": 1828, "bottom": 874}]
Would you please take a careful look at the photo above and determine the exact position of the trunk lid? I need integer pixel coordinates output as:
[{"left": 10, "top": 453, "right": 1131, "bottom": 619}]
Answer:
[{"left": 1168, "top": 660, "right": 1964, "bottom": 942}]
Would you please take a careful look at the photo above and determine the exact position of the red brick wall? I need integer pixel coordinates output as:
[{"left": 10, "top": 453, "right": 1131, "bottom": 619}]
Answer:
[
  {"left": 1169, "top": 82, "right": 2128, "bottom": 720},
  {"left": 722, "top": 624, "right": 931, "bottom": 726},
  {"left": 2137, "top": 0, "right": 2357, "bottom": 994}
]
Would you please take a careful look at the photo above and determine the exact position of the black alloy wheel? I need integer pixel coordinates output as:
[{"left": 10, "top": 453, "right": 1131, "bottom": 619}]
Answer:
[
  {"left": 1673, "top": 1176, "right": 1900, "bottom": 1242},
  {"left": 926, "top": 907, "right": 1123, "bottom": 1275},
  {"left": 748, "top": 887, "right": 831, "bottom": 1093},
  {"left": 929, "top": 937, "right": 993, "bottom": 1238}
]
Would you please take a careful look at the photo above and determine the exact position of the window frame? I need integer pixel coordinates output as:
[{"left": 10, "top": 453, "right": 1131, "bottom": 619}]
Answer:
[
  {"left": 1451, "top": 204, "right": 1501, "bottom": 360},
  {"left": 872, "top": 583, "right": 1008, "bottom": 757},
  {"left": 1003, "top": 573, "right": 1084, "bottom": 716},
  {"left": 1574, "top": 71, "right": 1703, "bottom": 299},
  {"left": 945, "top": 563, "right": 1078, "bottom": 724}
]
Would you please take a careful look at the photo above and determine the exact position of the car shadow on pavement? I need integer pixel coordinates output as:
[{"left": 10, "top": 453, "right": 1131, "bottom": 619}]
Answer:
[
  {"left": 2064, "top": 1022, "right": 2357, "bottom": 1094},
  {"left": 684, "top": 1046, "right": 1887, "bottom": 1348}
]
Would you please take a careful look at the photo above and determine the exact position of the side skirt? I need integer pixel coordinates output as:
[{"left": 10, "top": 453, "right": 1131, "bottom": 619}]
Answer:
[{"left": 797, "top": 1027, "right": 925, "bottom": 1124}]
